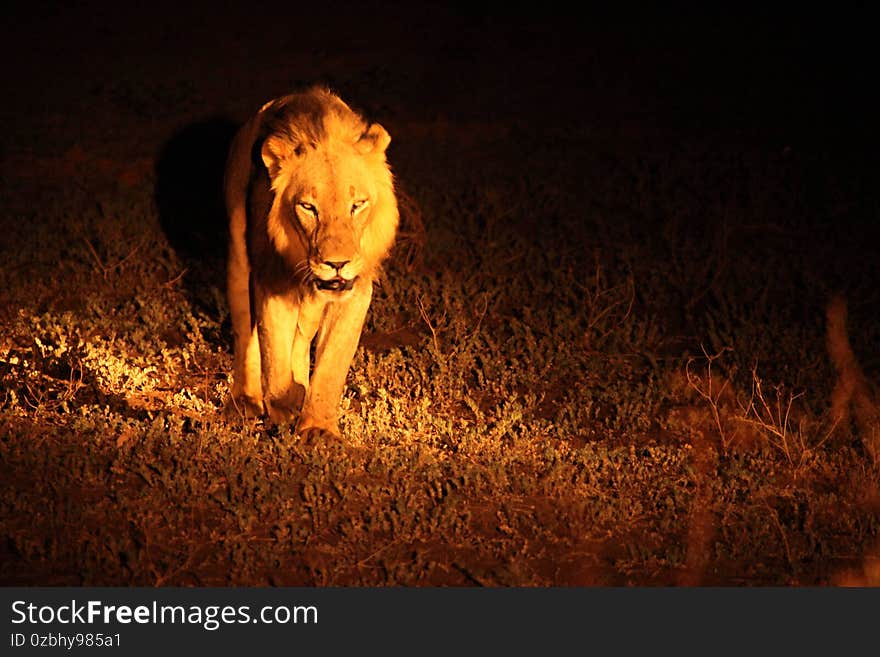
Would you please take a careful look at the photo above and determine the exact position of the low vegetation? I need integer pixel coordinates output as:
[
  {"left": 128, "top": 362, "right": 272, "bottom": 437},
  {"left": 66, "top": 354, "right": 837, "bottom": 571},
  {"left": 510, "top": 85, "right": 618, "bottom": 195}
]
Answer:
[{"left": 2, "top": 61, "right": 878, "bottom": 586}]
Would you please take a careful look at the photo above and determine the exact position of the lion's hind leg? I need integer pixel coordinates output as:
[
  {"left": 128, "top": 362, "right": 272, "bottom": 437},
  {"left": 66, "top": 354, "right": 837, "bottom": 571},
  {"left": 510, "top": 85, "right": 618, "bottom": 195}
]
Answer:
[
  {"left": 228, "top": 322, "right": 263, "bottom": 419},
  {"left": 227, "top": 251, "right": 263, "bottom": 419}
]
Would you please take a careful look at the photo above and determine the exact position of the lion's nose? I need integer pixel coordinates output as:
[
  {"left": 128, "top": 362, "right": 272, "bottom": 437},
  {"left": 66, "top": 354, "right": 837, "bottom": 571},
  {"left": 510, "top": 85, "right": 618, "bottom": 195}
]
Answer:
[{"left": 324, "top": 260, "right": 349, "bottom": 272}]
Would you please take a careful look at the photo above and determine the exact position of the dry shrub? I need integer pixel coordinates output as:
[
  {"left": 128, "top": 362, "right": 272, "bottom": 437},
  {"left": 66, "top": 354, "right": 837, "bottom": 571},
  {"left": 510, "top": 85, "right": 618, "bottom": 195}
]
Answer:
[
  {"left": 667, "top": 347, "right": 762, "bottom": 452},
  {"left": 392, "top": 186, "right": 426, "bottom": 272}
]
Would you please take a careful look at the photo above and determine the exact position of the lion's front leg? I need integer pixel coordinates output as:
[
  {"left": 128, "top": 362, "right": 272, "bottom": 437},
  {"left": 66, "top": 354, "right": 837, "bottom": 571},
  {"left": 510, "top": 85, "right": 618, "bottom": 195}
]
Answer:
[
  {"left": 297, "top": 283, "right": 372, "bottom": 440},
  {"left": 254, "top": 286, "right": 303, "bottom": 425}
]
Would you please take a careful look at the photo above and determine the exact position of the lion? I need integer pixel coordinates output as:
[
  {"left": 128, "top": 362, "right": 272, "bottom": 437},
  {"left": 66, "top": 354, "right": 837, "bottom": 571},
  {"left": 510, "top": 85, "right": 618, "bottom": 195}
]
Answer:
[{"left": 223, "top": 86, "right": 398, "bottom": 439}]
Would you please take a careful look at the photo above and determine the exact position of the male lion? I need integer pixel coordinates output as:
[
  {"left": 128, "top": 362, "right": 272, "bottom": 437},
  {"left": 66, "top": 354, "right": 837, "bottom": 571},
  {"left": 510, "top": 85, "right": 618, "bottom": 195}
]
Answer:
[{"left": 224, "top": 87, "right": 398, "bottom": 439}]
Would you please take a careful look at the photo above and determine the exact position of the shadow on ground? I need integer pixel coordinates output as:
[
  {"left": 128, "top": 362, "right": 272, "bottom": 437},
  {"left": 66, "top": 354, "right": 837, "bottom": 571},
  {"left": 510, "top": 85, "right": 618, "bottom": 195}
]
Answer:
[{"left": 154, "top": 117, "right": 240, "bottom": 319}]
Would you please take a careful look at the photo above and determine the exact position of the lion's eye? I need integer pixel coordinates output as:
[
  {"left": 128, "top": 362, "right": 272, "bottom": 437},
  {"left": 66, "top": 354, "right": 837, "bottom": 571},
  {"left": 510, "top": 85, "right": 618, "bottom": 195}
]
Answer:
[
  {"left": 351, "top": 199, "right": 369, "bottom": 215},
  {"left": 297, "top": 202, "right": 317, "bottom": 216}
]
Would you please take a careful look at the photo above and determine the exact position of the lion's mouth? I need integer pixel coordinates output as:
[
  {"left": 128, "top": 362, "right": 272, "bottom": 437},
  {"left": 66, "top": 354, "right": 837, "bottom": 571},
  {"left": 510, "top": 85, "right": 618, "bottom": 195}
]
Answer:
[{"left": 315, "top": 276, "right": 356, "bottom": 292}]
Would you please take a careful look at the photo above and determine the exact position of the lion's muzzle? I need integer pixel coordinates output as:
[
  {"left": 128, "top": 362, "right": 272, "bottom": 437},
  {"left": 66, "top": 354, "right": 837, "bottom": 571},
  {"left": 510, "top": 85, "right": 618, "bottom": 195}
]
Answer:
[
  {"left": 315, "top": 276, "right": 356, "bottom": 292},
  {"left": 311, "top": 256, "right": 359, "bottom": 293}
]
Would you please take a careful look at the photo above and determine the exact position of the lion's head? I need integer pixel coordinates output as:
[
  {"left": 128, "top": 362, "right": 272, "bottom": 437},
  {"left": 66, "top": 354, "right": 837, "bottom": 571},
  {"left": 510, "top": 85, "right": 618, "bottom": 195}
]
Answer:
[{"left": 257, "top": 87, "right": 398, "bottom": 294}]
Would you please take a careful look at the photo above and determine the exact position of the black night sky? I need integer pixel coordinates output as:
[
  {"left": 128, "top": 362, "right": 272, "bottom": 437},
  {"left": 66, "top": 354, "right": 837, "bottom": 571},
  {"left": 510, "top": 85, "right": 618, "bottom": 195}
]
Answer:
[{"left": 3, "top": 4, "right": 878, "bottom": 155}]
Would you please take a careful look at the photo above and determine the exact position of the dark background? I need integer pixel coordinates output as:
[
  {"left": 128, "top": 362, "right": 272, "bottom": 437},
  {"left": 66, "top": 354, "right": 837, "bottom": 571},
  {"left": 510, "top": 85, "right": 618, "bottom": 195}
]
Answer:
[{"left": 3, "top": 3, "right": 877, "bottom": 153}]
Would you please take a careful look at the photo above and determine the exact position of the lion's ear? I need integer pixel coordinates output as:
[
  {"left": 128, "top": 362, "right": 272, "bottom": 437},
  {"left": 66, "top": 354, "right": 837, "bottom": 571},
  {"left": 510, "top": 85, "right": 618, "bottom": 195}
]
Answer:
[
  {"left": 261, "top": 135, "right": 299, "bottom": 177},
  {"left": 356, "top": 123, "right": 391, "bottom": 155}
]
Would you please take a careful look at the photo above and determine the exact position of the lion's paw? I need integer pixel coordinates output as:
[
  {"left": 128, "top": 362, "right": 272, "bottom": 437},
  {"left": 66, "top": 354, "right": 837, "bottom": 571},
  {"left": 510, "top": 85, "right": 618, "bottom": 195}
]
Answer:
[
  {"left": 297, "top": 425, "right": 343, "bottom": 447},
  {"left": 265, "top": 399, "right": 299, "bottom": 426},
  {"left": 224, "top": 394, "right": 263, "bottom": 421}
]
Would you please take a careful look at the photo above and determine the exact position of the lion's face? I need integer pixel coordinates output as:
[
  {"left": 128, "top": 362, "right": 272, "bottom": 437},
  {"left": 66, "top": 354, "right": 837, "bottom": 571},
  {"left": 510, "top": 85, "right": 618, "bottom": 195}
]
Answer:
[
  {"left": 260, "top": 112, "right": 397, "bottom": 296},
  {"left": 287, "top": 147, "right": 378, "bottom": 292}
]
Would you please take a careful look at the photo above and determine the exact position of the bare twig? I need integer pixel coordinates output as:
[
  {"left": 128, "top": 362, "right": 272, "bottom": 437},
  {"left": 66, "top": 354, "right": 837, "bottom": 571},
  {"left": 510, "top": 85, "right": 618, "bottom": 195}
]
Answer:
[
  {"left": 685, "top": 345, "right": 734, "bottom": 450},
  {"left": 417, "top": 295, "right": 441, "bottom": 354}
]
